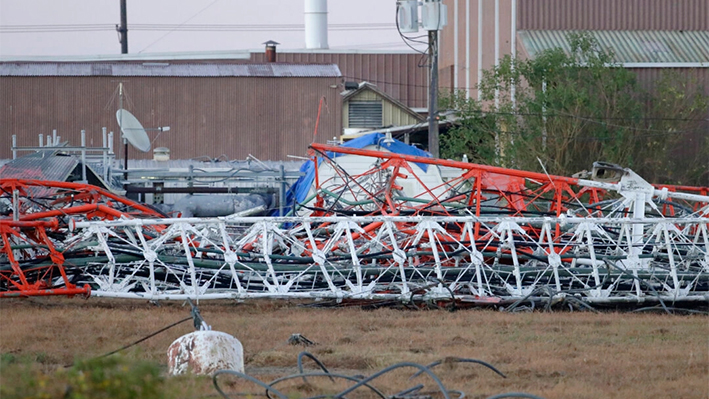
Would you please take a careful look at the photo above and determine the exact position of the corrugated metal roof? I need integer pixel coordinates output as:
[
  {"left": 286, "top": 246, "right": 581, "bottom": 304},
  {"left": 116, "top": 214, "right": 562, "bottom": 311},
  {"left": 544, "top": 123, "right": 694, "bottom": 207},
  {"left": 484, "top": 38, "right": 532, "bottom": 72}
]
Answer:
[
  {"left": 0, "top": 50, "right": 251, "bottom": 63},
  {"left": 519, "top": 30, "right": 709, "bottom": 64},
  {"left": 0, "top": 49, "right": 415, "bottom": 64},
  {"left": 517, "top": 0, "right": 709, "bottom": 31},
  {"left": 0, "top": 63, "right": 342, "bottom": 77},
  {"left": 0, "top": 151, "right": 78, "bottom": 181}
]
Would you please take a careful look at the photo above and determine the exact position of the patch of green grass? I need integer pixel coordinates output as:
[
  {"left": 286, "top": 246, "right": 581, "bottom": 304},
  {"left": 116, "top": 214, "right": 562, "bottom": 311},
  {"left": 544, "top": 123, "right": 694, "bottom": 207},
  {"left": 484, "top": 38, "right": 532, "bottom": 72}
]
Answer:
[{"left": 0, "top": 354, "right": 204, "bottom": 399}]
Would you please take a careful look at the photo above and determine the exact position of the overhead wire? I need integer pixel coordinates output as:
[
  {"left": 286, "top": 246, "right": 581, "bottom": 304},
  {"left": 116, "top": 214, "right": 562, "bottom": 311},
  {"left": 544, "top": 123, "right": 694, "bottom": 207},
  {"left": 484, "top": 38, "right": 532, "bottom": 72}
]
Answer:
[
  {"left": 394, "top": 3, "right": 429, "bottom": 55},
  {"left": 138, "top": 0, "right": 222, "bottom": 53},
  {"left": 0, "top": 23, "right": 400, "bottom": 33}
]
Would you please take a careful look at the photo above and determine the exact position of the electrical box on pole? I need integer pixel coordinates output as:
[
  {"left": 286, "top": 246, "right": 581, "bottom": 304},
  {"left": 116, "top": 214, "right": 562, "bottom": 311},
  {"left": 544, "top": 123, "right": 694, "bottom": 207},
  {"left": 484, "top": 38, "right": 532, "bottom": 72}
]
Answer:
[
  {"left": 397, "top": 1, "right": 447, "bottom": 32},
  {"left": 421, "top": 0, "right": 447, "bottom": 31},
  {"left": 396, "top": 1, "right": 419, "bottom": 33},
  {"left": 422, "top": 0, "right": 447, "bottom": 158},
  {"left": 396, "top": 1, "right": 447, "bottom": 157}
]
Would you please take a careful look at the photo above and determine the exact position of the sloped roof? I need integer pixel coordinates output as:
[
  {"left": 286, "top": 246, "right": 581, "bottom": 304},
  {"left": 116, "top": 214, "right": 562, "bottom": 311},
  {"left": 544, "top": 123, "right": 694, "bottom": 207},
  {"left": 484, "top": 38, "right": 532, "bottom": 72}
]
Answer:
[
  {"left": 0, "top": 150, "right": 78, "bottom": 181},
  {"left": 0, "top": 149, "right": 111, "bottom": 190},
  {"left": 519, "top": 30, "right": 709, "bottom": 65},
  {"left": 0, "top": 63, "right": 342, "bottom": 77},
  {"left": 342, "top": 82, "right": 425, "bottom": 121}
]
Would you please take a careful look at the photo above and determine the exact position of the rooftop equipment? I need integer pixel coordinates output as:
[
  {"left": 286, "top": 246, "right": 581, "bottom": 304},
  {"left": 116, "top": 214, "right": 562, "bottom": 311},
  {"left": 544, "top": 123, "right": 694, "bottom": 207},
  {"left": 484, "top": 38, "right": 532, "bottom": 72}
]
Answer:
[
  {"left": 116, "top": 108, "right": 151, "bottom": 153},
  {"left": 305, "top": 0, "right": 328, "bottom": 49}
]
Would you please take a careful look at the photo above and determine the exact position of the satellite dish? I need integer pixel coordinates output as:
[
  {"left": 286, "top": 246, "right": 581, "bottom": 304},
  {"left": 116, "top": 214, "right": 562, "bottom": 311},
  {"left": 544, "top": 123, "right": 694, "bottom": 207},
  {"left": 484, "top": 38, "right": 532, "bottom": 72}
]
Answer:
[{"left": 116, "top": 109, "right": 151, "bottom": 152}]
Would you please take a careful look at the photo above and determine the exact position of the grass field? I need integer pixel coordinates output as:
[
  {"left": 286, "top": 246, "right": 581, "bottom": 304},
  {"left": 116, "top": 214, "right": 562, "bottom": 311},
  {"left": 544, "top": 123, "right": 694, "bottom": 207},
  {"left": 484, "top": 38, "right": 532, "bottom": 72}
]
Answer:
[{"left": 0, "top": 298, "right": 707, "bottom": 399}]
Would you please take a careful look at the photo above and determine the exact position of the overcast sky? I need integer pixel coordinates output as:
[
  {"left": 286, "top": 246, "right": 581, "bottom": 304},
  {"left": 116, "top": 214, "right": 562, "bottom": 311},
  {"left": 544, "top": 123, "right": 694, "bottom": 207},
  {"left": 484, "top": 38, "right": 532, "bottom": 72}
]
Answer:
[{"left": 0, "top": 0, "right": 423, "bottom": 56}]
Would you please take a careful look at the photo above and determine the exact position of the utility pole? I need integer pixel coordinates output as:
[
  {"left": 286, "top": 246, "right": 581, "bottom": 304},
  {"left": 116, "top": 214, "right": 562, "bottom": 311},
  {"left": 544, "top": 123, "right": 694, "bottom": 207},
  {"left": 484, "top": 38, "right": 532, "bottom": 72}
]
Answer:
[
  {"left": 397, "top": 1, "right": 445, "bottom": 158},
  {"left": 118, "top": 0, "right": 128, "bottom": 54},
  {"left": 427, "top": 29, "right": 439, "bottom": 158}
]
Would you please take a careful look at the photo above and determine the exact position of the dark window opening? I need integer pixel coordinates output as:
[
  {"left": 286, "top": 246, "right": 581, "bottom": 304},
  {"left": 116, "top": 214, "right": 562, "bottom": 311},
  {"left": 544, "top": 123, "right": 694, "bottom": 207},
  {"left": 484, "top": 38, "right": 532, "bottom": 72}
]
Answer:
[{"left": 349, "top": 100, "right": 383, "bottom": 128}]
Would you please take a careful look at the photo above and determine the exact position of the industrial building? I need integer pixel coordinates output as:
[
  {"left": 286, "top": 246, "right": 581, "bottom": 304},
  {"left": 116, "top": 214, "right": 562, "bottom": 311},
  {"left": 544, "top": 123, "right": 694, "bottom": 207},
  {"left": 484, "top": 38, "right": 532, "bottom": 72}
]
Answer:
[
  {"left": 438, "top": 0, "right": 709, "bottom": 98},
  {"left": 0, "top": 0, "right": 430, "bottom": 163},
  {"left": 0, "top": 62, "right": 343, "bottom": 161}
]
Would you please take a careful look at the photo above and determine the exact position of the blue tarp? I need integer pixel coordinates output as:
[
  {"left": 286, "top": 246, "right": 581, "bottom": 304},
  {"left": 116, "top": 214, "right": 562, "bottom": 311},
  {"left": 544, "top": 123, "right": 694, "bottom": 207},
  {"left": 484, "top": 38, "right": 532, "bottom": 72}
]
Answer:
[{"left": 274, "top": 132, "right": 432, "bottom": 216}]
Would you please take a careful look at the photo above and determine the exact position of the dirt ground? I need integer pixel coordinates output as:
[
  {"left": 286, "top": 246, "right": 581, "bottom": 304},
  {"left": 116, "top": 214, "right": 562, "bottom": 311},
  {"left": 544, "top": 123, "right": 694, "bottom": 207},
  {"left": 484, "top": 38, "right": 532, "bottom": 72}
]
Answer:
[{"left": 0, "top": 298, "right": 707, "bottom": 399}]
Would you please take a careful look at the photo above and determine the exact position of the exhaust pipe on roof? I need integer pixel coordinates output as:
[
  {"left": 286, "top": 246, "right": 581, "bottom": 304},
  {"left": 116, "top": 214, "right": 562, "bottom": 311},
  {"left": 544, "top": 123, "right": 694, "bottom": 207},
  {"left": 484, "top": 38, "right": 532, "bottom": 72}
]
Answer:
[
  {"left": 305, "top": 0, "right": 328, "bottom": 49},
  {"left": 263, "top": 40, "right": 279, "bottom": 62}
]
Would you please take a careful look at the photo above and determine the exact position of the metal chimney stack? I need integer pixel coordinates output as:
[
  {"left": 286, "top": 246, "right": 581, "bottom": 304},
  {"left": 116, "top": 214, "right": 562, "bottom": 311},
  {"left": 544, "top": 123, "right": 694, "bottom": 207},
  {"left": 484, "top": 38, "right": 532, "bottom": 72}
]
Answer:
[
  {"left": 263, "top": 40, "right": 279, "bottom": 62},
  {"left": 305, "top": 0, "right": 328, "bottom": 49}
]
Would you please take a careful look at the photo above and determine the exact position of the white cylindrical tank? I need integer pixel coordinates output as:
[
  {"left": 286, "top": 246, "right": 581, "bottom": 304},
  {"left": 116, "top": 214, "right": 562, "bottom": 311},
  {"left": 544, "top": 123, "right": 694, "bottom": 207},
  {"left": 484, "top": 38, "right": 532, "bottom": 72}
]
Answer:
[{"left": 305, "top": 0, "right": 328, "bottom": 49}]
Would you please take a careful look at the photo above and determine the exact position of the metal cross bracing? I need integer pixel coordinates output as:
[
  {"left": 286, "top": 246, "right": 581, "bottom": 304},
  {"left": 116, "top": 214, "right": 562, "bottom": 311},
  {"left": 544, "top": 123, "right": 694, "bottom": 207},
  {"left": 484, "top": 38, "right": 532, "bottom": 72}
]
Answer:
[
  {"left": 64, "top": 215, "right": 708, "bottom": 305},
  {"left": 305, "top": 143, "right": 708, "bottom": 222},
  {"left": 0, "top": 179, "right": 163, "bottom": 298},
  {"left": 1, "top": 142, "right": 708, "bottom": 306}
]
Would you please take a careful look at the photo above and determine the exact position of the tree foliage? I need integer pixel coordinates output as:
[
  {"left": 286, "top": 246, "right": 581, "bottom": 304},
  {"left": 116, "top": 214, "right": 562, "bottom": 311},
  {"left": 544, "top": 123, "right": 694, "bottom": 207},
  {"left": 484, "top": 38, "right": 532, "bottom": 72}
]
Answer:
[{"left": 440, "top": 32, "right": 709, "bottom": 185}]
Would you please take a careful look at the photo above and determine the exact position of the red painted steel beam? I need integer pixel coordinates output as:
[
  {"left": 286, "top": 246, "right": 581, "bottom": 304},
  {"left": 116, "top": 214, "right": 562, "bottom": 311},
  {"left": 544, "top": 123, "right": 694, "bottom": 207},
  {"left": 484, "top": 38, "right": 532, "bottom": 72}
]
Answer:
[
  {"left": 0, "top": 284, "right": 91, "bottom": 298},
  {"left": 0, "top": 179, "right": 163, "bottom": 218},
  {"left": 310, "top": 143, "right": 581, "bottom": 185}
]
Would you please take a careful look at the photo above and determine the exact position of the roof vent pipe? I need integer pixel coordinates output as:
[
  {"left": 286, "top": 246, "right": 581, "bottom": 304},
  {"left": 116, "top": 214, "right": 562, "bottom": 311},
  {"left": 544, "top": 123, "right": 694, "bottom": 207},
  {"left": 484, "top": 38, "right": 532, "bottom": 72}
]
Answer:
[
  {"left": 263, "top": 40, "right": 279, "bottom": 62},
  {"left": 305, "top": 0, "right": 328, "bottom": 49}
]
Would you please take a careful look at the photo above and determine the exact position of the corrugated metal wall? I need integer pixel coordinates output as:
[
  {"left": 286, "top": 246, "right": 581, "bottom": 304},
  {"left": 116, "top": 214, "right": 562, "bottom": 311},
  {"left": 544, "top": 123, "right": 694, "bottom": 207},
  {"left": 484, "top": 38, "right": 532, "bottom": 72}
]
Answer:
[
  {"left": 251, "top": 53, "right": 429, "bottom": 108},
  {"left": 634, "top": 68, "right": 709, "bottom": 96},
  {"left": 518, "top": 0, "right": 709, "bottom": 31},
  {"left": 1, "top": 76, "right": 342, "bottom": 161},
  {"left": 440, "top": 0, "right": 709, "bottom": 96},
  {"left": 440, "top": 0, "right": 519, "bottom": 99},
  {"left": 632, "top": 67, "right": 709, "bottom": 184}
]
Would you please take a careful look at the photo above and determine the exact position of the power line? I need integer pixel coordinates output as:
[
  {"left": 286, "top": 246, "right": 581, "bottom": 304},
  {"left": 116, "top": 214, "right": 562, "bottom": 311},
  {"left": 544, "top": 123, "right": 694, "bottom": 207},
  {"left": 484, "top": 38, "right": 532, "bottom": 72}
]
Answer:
[
  {"left": 395, "top": 3, "right": 429, "bottom": 55},
  {"left": 0, "top": 24, "right": 115, "bottom": 33},
  {"left": 138, "top": 0, "right": 222, "bottom": 53},
  {"left": 131, "top": 23, "right": 398, "bottom": 32},
  {"left": 0, "top": 23, "right": 399, "bottom": 33}
]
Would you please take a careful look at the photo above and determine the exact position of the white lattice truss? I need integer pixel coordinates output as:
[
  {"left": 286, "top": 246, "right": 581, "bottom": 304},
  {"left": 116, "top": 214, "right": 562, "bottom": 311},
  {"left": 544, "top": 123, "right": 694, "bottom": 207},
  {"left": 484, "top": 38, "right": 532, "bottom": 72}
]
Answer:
[{"left": 70, "top": 215, "right": 709, "bottom": 304}]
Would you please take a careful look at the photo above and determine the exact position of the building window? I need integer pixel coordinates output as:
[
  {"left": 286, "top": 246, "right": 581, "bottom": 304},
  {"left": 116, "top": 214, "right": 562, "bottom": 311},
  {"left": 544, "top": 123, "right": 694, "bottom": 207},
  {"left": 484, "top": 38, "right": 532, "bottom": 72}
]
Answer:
[{"left": 349, "top": 100, "right": 383, "bottom": 128}]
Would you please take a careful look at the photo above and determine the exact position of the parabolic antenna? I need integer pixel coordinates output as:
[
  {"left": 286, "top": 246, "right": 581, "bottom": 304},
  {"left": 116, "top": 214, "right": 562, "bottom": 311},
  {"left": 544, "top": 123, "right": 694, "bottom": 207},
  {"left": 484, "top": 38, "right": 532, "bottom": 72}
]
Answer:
[{"left": 116, "top": 109, "right": 151, "bottom": 152}]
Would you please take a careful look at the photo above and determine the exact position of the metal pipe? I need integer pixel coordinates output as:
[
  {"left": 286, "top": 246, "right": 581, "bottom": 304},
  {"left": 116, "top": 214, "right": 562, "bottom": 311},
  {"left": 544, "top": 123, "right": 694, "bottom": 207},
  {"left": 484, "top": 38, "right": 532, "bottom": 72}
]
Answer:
[
  {"left": 12, "top": 134, "right": 16, "bottom": 159},
  {"left": 80, "top": 129, "right": 87, "bottom": 182},
  {"left": 428, "top": 29, "right": 439, "bottom": 158},
  {"left": 70, "top": 215, "right": 709, "bottom": 230},
  {"left": 477, "top": 0, "right": 482, "bottom": 100},
  {"left": 124, "top": 185, "right": 277, "bottom": 194},
  {"left": 12, "top": 189, "right": 19, "bottom": 221},
  {"left": 510, "top": 0, "right": 516, "bottom": 107},
  {"left": 465, "top": 0, "right": 470, "bottom": 98},
  {"left": 13, "top": 146, "right": 110, "bottom": 152},
  {"left": 494, "top": 0, "right": 500, "bottom": 107},
  {"left": 102, "top": 127, "right": 108, "bottom": 181},
  {"left": 279, "top": 164, "right": 286, "bottom": 216},
  {"left": 453, "top": 0, "right": 458, "bottom": 89}
]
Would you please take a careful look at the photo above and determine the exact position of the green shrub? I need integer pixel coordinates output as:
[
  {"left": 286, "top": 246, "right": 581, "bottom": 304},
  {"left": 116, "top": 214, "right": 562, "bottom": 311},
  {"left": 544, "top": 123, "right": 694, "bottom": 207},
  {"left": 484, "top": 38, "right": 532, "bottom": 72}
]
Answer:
[{"left": 1, "top": 354, "right": 174, "bottom": 399}]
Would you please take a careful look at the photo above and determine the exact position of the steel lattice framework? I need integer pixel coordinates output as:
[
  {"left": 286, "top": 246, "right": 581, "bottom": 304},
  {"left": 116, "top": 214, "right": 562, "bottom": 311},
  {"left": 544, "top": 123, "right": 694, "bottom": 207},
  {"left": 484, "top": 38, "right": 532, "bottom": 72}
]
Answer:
[{"left": 1, "top": 144, "right": 708, "bottom": 306}]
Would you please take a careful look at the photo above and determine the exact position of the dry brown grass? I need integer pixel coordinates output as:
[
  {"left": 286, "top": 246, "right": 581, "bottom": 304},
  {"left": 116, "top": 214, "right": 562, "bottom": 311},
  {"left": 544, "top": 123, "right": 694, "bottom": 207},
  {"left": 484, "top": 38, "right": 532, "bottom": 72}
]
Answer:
[{"left": 1, "top": 298, "right": 707, "bottom": 399}]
